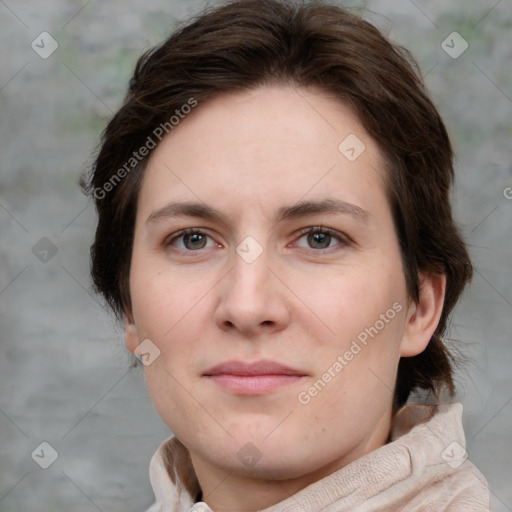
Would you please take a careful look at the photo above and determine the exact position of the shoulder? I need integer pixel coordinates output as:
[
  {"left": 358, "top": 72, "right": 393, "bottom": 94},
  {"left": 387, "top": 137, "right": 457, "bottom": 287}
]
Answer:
[
  {"left": 401, "top": 461, "right": 490, "bottom": 511},
  {"left": 391, "top": 403, "right": 490, "bottom": 512}
]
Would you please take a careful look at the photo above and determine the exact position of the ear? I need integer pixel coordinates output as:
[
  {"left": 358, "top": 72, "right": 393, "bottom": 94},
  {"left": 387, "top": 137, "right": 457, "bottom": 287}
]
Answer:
[
  {"left": 124, "top": 314, "right": 140, "bottom": 353},
  {"left": 400, "top": 272, "right": 446, "bottom": 357}
]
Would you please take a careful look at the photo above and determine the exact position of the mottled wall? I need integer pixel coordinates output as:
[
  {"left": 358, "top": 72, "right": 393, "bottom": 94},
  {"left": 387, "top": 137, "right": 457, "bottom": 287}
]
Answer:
[{"left": 0, "top": 1, "right": 511, "bottom": 511}]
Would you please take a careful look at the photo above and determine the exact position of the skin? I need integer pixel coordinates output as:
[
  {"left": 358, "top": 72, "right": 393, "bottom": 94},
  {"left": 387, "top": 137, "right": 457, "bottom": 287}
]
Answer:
[{"left": 125, "top": 85, "right": 446, "bottom": 512}]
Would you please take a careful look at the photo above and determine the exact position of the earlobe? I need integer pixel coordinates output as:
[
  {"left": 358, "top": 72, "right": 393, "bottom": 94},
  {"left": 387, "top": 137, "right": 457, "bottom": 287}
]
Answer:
[
  {"left": 400, "top": 273, "right": 446, "bottom": 357},
  {"left": 124, "top": 315, "right": 140, "bottom": 353}
]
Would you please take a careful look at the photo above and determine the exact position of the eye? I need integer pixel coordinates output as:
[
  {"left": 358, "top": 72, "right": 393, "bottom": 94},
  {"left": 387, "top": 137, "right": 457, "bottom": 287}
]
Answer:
[
  {"left": 165, "top": 229, "right": 218, "bottom": 252},
  {"left": 293, "top": 226, "right": 348, "bottom": 251},
  {"left": 164, "top": 226, "right": 348, "bottom": 254}
]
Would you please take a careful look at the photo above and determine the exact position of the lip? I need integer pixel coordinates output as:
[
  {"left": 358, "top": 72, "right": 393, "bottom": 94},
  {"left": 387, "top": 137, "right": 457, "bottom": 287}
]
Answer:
[{"left": 203, "top": 360, "right": 306, "bottom": 394}]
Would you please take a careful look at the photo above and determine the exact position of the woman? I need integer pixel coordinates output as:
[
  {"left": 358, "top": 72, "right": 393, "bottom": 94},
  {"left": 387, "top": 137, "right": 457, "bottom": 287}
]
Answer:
[{"left": 83, "top": 0, "right": 489, "bottom": 510}]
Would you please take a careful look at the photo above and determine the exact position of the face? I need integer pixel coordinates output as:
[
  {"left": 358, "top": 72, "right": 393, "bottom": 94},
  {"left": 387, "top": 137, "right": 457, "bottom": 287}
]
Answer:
[{"left": 125, "top": 85, "right": 434, "bottom": 494}]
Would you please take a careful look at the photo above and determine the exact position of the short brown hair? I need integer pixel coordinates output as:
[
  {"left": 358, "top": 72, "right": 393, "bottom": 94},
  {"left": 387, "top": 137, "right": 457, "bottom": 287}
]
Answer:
[{"left": 82, "top": 0, "right": 472, "bottom": 407}]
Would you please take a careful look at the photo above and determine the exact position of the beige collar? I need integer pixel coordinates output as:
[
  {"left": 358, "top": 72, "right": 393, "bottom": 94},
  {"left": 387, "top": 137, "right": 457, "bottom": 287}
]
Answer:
[{"left": 146, "top": 403, "right": 489, "bottom": 512}]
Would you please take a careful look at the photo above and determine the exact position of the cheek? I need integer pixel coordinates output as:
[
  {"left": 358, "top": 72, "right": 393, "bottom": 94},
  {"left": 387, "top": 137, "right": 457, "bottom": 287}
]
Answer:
[
  {"left": 130, "top": 256, "right": 212, "bottom": 340},
  {"left": 292, "top": 258, "right": 408, "bottom": 407},
  {"left": 143, "top": 362, "right": 191, "bottom": 439},
  {"left": 292, "top": 263, "right": 404, "bottom": 343}
]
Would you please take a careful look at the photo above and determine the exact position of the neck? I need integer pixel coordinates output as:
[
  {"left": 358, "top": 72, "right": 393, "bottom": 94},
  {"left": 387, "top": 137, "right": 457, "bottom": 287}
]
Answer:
[
  {"left": 189, "top": 420, "right": 391, "bottom": 512},
  {"left": 191, "top": 456, "right": 347, "bottom": 512}
]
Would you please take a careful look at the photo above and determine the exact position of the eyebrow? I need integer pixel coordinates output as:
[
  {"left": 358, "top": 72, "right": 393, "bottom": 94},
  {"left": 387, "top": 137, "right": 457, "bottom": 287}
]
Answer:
[{"left": 146, "top": 198, "right": 369, "bottom": 227}]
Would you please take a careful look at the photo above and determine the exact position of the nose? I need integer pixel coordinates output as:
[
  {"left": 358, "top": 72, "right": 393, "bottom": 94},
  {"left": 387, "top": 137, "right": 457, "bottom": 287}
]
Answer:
[{"left": 213, "top": 242, "right": 291, "bottom": 338}]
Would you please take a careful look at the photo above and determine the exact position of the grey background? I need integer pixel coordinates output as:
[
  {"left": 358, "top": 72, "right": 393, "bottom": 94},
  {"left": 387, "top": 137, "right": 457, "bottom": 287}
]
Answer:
[{"left": 0, "top": 0, "right": 511, "bottom": 511}]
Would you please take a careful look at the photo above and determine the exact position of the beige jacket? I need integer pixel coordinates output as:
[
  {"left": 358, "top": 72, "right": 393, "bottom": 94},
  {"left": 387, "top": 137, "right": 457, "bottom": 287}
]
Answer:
[{"left": 145, "top": 403, "right": 489, "bottom": 511}]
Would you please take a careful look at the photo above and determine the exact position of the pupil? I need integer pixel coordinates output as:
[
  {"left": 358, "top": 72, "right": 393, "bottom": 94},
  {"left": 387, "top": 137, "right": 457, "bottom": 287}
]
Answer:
[
  {"left": 309, "top": 232, "right": 330, "bottom": 249},
  {"left": 185, "top": 233, "right": 206, "bottom": 249}
]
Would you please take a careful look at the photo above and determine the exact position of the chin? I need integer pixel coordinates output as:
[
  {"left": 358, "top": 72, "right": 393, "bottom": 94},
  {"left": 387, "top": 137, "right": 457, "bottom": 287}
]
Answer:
[{"left": 235, "top": 455, "right": 328, "bottom": 483}]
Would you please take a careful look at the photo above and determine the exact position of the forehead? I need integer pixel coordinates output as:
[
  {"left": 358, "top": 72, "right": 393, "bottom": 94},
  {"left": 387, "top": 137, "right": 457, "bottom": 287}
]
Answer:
[{"left": 138, "top": 85, "right": 389, "bottom": 223}]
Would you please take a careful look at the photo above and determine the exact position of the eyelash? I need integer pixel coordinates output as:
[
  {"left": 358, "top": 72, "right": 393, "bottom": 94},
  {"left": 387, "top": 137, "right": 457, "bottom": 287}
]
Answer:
[
  {"left": 293, "top": 226, "right": 349, "bottom": 251},
  {"left": 164, "top": 226, "right": 349, "bottom": 255}
]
